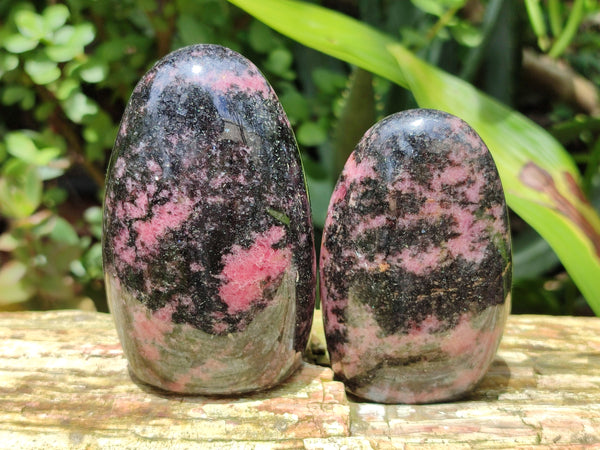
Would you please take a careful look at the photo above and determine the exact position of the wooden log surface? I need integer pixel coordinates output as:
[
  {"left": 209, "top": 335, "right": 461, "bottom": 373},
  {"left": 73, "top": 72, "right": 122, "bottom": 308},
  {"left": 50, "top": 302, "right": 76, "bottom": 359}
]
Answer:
[{"left": 1, "top": 311, "right": 600, "bottom": 449}]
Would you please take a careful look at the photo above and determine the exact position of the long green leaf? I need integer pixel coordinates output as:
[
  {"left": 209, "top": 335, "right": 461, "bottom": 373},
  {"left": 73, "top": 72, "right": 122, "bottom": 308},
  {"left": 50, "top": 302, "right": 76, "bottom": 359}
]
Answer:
[
  {"left": 227, "top": 0, "right": 406, "bottom": 88},
  {"left": 228, "top": 0, "right": 600, "bottom": 314},
  {"left": 388, "top": 44, "right": 600, "bottom": 312}
]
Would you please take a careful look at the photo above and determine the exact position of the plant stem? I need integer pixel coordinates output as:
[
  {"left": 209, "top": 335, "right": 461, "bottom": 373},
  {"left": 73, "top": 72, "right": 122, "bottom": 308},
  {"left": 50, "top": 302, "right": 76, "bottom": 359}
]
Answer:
[
  {"left": 524, "top": 0, "right": 551, "bottom": 51},
  {"left": 548, "top": 0, "right": 563, "bottom": 37},
  {"left": 549, "top": 0, "right": 585, "bottom": 58},
  {"left": 425, "top": 4, "right": 460, "bottom": 42}
]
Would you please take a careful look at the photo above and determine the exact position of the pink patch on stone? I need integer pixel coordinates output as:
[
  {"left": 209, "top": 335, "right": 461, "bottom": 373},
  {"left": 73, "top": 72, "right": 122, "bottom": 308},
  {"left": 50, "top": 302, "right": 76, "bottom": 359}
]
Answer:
[
  {"left": 432, "top": 165, "right": 470, "bottom": 190},
  {"left": 117, "top": 188, "right": 150, "bottom": 220},
  {"left": 134, "top": 196, "right": 194, "bottom": 252},
  {"left": 113, "top": 228, "right": 136, "bottom": 266},
  {"left": 463, "top": 177, "right": 485, "bottom": 203},
  {"left": 218, "top": 226, "right": 292, "bottom": 315},
  {"left": 448, "top": 116, "right": 486, "bottom": 154},
  {"left": 398, "top": 245, "right": 444, "bottom": 276},
  {"left": 114, "top": 157, "right": 126, "bottom": 179},
  {"left": 165, "top": 373, "right": 192, "bottom": 393},
  {"left": 328, "top": 182, "right": 348, "bottom": 208},
  {"left": 211, "top": 321, "right": 230, "bottom": 334},
  {"left": 446, "top": 205, "right": 488, "bottom": 262},
  {"left": 412, "top": 314, "right": 444, "bottom": 333},
  {"left": 351, "top": 214, "right": 389, "bottom": 239},
  {"left": 138, "top": 342, "right": 160, "bottom": 362},
  {"left": 147, "top": 159, "right": 162, "bottom": 177},
  {"left": 323, "top": 299, "right": 348, "bottom": 335},
  {"left": 154, "top": 302, "right": 177, "bottom": 323},
  {"left": 130, "top": 303, "right": 177, "bottom": 362},
  {"left": 440, "top": 313, "right": 483, "bottom": 357},
  {"left": 190, "top": 262, "right": 204, "bottom": 272},
  {"left": 343, "top": 153, "right": 378, "bottom": 183},
  {"left": 188, "top": 64, "right": 272, "bottom": 99},
  {"left": 212, "top": 73, "right": 272, "bottom": 98},
  {"left": 488, "top": 204, "right": 508, "bottom": 236}
]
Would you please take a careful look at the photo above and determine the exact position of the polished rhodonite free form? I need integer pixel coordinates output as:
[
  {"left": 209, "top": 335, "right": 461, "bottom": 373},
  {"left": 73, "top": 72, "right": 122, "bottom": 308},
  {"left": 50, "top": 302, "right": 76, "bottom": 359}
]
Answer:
[
  {"left": 320, "top": 109, "right": 511, "bottom": 404},
  {"left": 102, "top": 44, "right": 316, "bottom": 394}
]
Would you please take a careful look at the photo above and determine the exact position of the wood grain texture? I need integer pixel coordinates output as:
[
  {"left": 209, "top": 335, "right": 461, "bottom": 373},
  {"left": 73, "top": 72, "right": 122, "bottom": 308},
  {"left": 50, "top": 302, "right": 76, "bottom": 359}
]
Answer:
[{"left": 1, "top": 311, "right": 599, "bottom": 449}]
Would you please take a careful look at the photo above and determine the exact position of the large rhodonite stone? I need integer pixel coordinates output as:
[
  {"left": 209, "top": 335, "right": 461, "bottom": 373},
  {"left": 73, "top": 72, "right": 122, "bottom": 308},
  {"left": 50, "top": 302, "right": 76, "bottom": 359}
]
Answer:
[
  {"left": 320, "top": 109, "right": 511, "bottom": 404},
  {"left": 102, "top": 44, "right": 315, "bottom": 394}
]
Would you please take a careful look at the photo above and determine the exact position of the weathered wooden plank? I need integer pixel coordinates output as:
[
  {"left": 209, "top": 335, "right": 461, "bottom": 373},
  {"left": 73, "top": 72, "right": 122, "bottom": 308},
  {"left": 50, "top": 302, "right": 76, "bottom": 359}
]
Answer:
[{"left": 1, "top": 311, "right": 600, "bottom": 449}]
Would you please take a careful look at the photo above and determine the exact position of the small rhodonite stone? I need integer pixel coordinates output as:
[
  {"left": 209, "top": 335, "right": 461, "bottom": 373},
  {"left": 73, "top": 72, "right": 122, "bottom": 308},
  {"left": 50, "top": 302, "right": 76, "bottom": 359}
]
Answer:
[
  {"left": 102, "top": 44, "right": 315, "bottom": 395},
  {"left": 320, "top": 109, "right": 511, "bottom": 404}
]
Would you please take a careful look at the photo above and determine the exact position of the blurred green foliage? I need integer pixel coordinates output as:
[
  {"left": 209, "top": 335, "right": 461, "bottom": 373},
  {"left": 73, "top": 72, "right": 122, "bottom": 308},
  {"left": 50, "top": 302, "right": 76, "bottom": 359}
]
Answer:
[{"left": 0, "top": 0, "right": 599, "bottom": 315}]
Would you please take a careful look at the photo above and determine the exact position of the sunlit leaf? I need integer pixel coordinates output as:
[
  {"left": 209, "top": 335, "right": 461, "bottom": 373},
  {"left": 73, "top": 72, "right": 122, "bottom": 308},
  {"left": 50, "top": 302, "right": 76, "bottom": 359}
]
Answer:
[
  {"left": 24, "top": 55, "right": 61, "bottom": 85},
  {"left": 3, "top": 33, "right": 38, "bottom": 53},
  {"left": 5, "top": 132, "right": 61, "bottom": 166},
  {"left": 0, "top": 160, "right": 43, "bottom": 219},
  {"left": 71, "top": 23, "right": 95, "bottom": 47},
  {"left": 62, "top": 92, "right": 99, "bottom": 123},
  {"left": 43, "top": 4, "right": 70, "bottom": 32},
  {"left": 79, "top": 60, "right": 108, "bottom": 83},
  {"left": 15, "top": 9, "right": 45, "bottom": 40},
  {"left": 49, "top": 216, "right": 80, "bottom": 245},
  {"left": 0, "top": 53, "right": 19, "bottom": 76},
  {"left": 450, "top": 21, "right": 483, "bottom": 47},
  {"left": 45, "top": 43, "right": 80, "bottom": 62},
  {"left": 0, "top": 233, "right": 19, "bottom": 252},
  {"left": 45, "top": 23, "right": 95, "bottom": 62},
  {"left": 55, "top": 78, "right": 80, "bottom": 101},
  {"left": 5, "top": 132, "right": 38, "bottom": 163},
  {"left": 549, "top": 0, "right": 585, "bottom": 58},
  {"left": 0, "top": 261, "right": 34, "bottom": 305},
  {"left": 524, "top": 0, "right": 550, "bottom": 51}
]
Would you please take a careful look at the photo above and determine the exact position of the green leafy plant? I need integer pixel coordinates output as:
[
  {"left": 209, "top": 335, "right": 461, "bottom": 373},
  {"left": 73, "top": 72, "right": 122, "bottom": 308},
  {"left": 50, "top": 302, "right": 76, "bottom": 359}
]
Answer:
[
  {"left": 2, "top": 0, "right": 599, "bottom": 316},
  {"left": 0, "top": 0, "right": 241, "bottom": 310},
  {"left": 0, "top": 0, "right": 347, "bottom": 311},
  {"left": 227, "top": 0, "right": 600, "bottom": 315}
]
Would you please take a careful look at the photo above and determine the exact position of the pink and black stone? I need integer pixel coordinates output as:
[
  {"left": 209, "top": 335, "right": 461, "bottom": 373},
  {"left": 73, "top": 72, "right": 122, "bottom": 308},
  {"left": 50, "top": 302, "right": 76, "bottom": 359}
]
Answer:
[
  {"left": 102, "top": 44, "right": 316, "bottom": 395},
  {"left": 320, "top": 109, "right": 511, "bottom": 404}
]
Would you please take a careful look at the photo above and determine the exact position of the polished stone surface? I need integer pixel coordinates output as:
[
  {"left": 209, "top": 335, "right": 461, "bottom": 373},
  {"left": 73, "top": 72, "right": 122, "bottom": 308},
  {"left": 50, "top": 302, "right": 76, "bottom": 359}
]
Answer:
[
  {"left": 103, "top": 44, "right": 315, "bottom": 394},
  {"left": 320, "top": 109, "right": 511, "bottom": 404}
]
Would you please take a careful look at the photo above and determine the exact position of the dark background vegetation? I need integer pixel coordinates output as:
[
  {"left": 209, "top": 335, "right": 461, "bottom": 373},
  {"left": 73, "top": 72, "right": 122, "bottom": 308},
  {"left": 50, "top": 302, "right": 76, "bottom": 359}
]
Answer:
[{"left": 0, "top": 0, "right": 599, "bottom": 315}]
